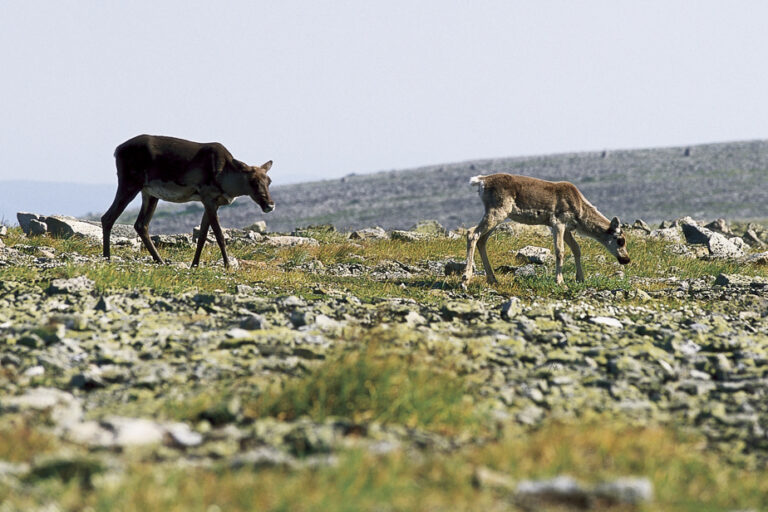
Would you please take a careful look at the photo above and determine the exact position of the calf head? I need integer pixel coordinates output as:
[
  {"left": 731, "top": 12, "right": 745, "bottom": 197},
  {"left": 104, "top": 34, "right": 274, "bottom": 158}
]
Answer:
[
  {"left": 602, "top": 217, "right": 630, "bottom": 265},
  {"left": 248, "top": 160, "right": 275, "bottom": 213}
]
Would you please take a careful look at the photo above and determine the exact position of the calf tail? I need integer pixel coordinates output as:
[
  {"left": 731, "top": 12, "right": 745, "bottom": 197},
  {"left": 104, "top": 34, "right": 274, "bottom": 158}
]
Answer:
[{"left": 469, "top": 175, "right": 486, "bottom": 188}]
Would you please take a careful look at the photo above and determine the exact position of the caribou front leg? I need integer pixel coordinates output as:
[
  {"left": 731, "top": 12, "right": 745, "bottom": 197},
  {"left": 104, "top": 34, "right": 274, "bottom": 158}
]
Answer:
[
  {"left": 550, "top": 223, "right": 566, "bottom": 285},
  {"left": 203, "top": 203, "right": 230, "bottom": 268},
  {"left": 564, "top": 230, "right": 584, "bottom": 282}
]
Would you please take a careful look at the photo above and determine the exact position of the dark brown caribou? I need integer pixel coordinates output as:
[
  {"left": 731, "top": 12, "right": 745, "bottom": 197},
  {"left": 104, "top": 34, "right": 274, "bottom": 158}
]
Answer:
[{"left": 101, "top": 134, "right": 274, "bottom": 268}]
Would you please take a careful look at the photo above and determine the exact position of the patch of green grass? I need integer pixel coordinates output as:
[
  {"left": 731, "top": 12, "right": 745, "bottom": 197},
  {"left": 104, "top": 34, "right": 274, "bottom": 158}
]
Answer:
[{"left": 246, "top": 342, "right": 484, "bottom": 435}]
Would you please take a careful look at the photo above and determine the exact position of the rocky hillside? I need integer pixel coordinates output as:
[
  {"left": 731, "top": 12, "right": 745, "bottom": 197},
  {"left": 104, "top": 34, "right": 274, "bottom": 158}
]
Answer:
[
  {"left": 1, "top": 216, "right": 768, "bottom": 509},
  {"left": 130, "top": 139, "right": 768, "bottom": 234}
]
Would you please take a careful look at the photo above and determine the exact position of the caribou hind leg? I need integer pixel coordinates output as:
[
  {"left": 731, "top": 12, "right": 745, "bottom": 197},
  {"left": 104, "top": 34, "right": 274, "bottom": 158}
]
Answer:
[
  {"left": 191, "top": 211, "right": 210, "bottom": 267},
  {"left": 101, "top": 183, "right": 140, "bottom": 259}
]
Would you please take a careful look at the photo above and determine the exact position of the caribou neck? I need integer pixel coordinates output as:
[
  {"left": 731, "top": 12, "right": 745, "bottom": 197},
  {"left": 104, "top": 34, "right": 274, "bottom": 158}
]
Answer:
[{"left": 576, "top": 204, "right": 611, "bottom": 239}]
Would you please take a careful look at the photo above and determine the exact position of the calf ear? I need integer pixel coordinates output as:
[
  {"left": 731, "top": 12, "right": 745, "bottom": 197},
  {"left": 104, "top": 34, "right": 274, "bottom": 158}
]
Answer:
[
  {"left": 260, "top": 160, "right": 273, "bottom": 172},
  {"left": 609, "top": 217, "right": 621, "bottom": 232}
]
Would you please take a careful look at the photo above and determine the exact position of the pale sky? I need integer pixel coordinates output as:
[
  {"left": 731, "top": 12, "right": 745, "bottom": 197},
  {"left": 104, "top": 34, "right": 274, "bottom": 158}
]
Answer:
[{"left": 1, "top": 1, "right": 767, "bottom": 186}]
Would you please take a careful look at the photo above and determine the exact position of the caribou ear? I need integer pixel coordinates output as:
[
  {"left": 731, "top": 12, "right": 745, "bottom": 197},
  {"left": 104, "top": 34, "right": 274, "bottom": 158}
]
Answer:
[
  {"left": 261, "top": 160, "right": 273, "bottom": 172},
  {"left": 609, "top": 217, "right": 621, "bottom": 232}
]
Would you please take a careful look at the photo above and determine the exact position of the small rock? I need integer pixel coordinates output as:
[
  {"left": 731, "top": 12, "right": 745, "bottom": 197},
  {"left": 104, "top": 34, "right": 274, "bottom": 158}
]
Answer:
[
  {"left": 348, "top": 227, "right": 387, "bottom": 240},
  {"left": 745, "top": 251, "right": 768, "bottom": 264},
  {"left": 94, "top": 296, "right": 112, "bottom": 312},
  {"left": 165, "top": 423, "right": 204, "bottom": 447},
  {"left": 409, "top": 220, "right": 447, "bottom": 236},
  {"left": 444, "top": 260, "right": 469, "bottom": 276},
  {"left": 589, "top": 316, "right": 622, "bottom": 329},
  {"left": 23, "top": 366, "right": 45, "bottom": 377},
  {"left": 516, "top": 246, "right": 553, "bottom": 265},
  {"left": 472, "top": 466, "right": 515, "bottom": 491},
  {"left": 516, "top": 475, "right": 590, "bottom": 508},
  {"left": 593, "top": 477, "right": 654, "bottom": 505},
  {"left": 240, "top": 314, "right": 267, "bottom": 330},
  {"left": 244, "top": 221, "right": 268, "bottom": 234},
  {"left": 714, "top": 273, "right": 767, "bottom": 287},
  {"left": 649, "top": 227, "right": 682, "bottom": 242},
  {"left": 631, "top": 219, "right": 651, "bottom": 233},
  {"left": 389, "top": 230, "right": 427, "bottom": 242},
  {"left": 704, "top": 218, "right": 732, "bottom": 235},
  {"left": 743, "top": 229, "right": 765, "bottom": 248},
  {"left": 49, "top": 276, "right": 95, "bottom": 295},
  {"left": 229, "top": 447, "right": 298, "bottom": 470},
  {"left": 263, "top": 236, "right": 319, "bottom": 247},
  {"left": 500, "top": 297, "right": 523, "bottom": 319},
  {"left": 515, "top": 264, "right": 537, "bottom": 277}
]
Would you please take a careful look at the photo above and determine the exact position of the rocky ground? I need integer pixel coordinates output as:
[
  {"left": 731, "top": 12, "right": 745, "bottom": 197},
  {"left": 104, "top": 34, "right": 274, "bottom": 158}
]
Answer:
[{"left": 1, "top": 217, "right": 768, "bottom": 510}]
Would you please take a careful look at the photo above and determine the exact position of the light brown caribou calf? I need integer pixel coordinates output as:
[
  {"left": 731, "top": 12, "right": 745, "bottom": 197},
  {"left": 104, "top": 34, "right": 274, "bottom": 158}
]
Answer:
[
  {"left": 462, "top": 174, "right": 630, "bottom": 287},
  {"left": 102, "top": 134, "right": 275, "bottom": 268}
]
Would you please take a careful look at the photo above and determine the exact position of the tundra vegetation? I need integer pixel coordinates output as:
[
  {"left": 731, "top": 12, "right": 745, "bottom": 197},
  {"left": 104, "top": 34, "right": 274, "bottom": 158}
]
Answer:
[{"left": 1, "top": 216, "right": 768, "bottom": 511}]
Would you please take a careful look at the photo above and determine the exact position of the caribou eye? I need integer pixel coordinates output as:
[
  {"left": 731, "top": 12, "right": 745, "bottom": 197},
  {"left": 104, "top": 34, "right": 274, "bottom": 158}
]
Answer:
[{"left": 617, "top": 237, "right": 626, "bottom": 247}]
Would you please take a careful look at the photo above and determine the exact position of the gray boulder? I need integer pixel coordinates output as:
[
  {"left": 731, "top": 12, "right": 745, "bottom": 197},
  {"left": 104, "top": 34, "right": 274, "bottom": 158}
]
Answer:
[
  {"left": 681, "top": 221, "right": 712, "bottom": 245},
  {"left": 707, "top": 232, "right": 744, "bottom": 258},
  {"left": 28, "top": 218, "right": 48, "bottom": 236},
  {"left": 649, "top": 227, "right": 682, "bottom": 242},
  {"left": 17, "top": 212, "right": 43, "bottom": 234},
  {"left": 45, "top": 216, "right": 103, "bottom": 240}
]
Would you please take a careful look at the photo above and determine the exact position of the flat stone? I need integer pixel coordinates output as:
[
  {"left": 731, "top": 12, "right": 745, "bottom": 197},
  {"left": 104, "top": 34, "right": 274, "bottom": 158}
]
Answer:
[
  {"left": 589, "top": 316, "right": 622, "bottom": 329},
  {"left": 45, "top": 216, "right": 103, "bottom": 240},
  {"left": 593, "top": 477, "right": 653, "bottom": 504}
]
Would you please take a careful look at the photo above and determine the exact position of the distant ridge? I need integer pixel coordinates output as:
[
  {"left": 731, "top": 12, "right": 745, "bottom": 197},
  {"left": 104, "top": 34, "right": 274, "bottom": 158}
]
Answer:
[
  {"left": 145, "top": 139, "right": 768, "bottom": 233},
  {"left": 4, "top": 140, "right": 767, "bottom": 232}
]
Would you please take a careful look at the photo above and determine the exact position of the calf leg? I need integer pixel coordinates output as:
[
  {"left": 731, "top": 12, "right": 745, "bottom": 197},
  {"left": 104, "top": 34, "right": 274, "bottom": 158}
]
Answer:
[
  {"left": 191, "top": 211, "right": 210, "bottom": 267},
  {"left": 477, "top": 227, "right": 499, "bottom": 284},
  {"left": 462, "top": 212, "right": 502, "bottom": 287},
  {"left": 134, "top": 193, "right": 164, "bottom": 263},
  {"left": 564, "top": 230, "right": 584, "bottom": 282},
  {"left": 101, "top": 184, "right": 140, "bottom": 259},
  {"left": 550, "top": 223, "right": 566, "bottom": 284}
]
